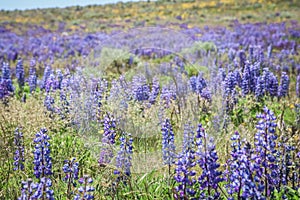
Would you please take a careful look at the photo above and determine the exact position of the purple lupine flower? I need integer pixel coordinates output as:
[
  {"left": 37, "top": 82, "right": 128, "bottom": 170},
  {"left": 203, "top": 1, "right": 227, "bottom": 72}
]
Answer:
[
  {"left": 61, "top": 70, "right": 70, "bottom": 89},
  {"left": 149, "top": 76, "right": 160, "bottom": 104},
  {"left": 249, "top": 63, "right": 260, "bottom": 92},
  {"left": 135, "top": 84, "right": 150, "bottom": 101},
  {"left": 56, "top": 69, "right": 63, "bottom": 90},
  {"left": 14, "top": 127, "right": 25, "bottom": 171},
  {"left": 98, "top": 140, "right": 113, "bottom": 167},
  {"left": 45, "top": 73, "right": 57, "bottom": 93},
  {"left": 16, "top": 58, "right": 25, "bottom": 88},
  {"left": 262, "top": 68, "right": 271, "bottom": 92},
  {"left": 115, "top": 132, "right": 133, "bottom": 178},
  {"left": 29, "top": 59, "right": 36, "bottom": 74},
  {"left": 161, "top": 118, "right": 176, "bottom": 165},
  {"left": 258, "top": 48, "right": 265, "bottom": 64},
  {"left": 200, "top": 88, "right": 212, "bottom": 102},
  {"left": 225, "top": 131, "right": 258, "bottom": 199},
  {"left": 241, "top": 69, "right": 250, "bottom": 96},
  {"left": 196, "top": 124, "right": 222, "bottom": 199},
  {"left": 233, "top": 69, "right": 242, "bottom": 87},
  {"left": 239, "top": 50, "right": 246, "bottom": 68},
  {"left": 223, "top": 72, "right": 238, "bottom": 113},
  {"left": 33, "top": 128, "right": 52, "bottom": 179},
  {"left": 0, "top": 80, "right": 8, "bottom": 99},
  {"left": 132, "top": 75, "right": 150, "bottom": 101},
  {"left": 190, "top": 76, "right": 197, "bottom": 93},
  {"left": 63, "top": 158, "right": 79, "bottom": 198},
  {"left": 278, "top": 72, "right": 289, "bottom": 97},
  {"left": 2, "top": 62, "right": 11, "bottom": 80},
  {"left": 63, "top": 158, "right": 79, "bottom": 181},
  {"left": 217, "top": 68, "right": 226, "bottom": 82},
  {"left": 58, "top": 89, "right": 69, "bottom": 119},
  {"left": 292, "top": 150, "right": 300, "bottom": 189},
  {"left": 253, "top": 107, "right": 279, "bottom": 198},
  {"left": 31, "top": 177, "right": 54, "bottom": 200},
  {"left": 1, "top": 62, "right": 14, "bottom": 97},
  {"left": 74, "top": 175, "right": 95, "bottom": 200},
  {"left": 18, "top": 179, "right": 39, "bottom": 200},
  {"left": 278, "top": 145, "right": 295, "bottom": 188},
  {"left": 28, "top": 60, "right": 37, "bottom": 93},
  {"left": 92, "top": 80, "right": 107, "bottom": 120},
  {"left": 174, "top": 124, "right": 197, "bottom": 199},
  {"left": 255, "top": 76, "right": 265, "bottom": 99},
  {"left": 160, "top": 85, "right": 176, "bottom": 109},
  {"left": 99, "top": 113, "right": 116, "bottom": 166},
  {"left": 224, "top": 72, "right": 237, "bottom": 97},
  {"left": 128, "top": 55, "right": 134, "bottom": 65},
  {"left": 41, "top": 65, "right": 52, "bottom": 90},
  {"left": 44, "top": 94, "right": 55, "bottom": 112},
  {"left": 296, "top": 74, "right": 300, "bottom": 98},
  {"left": 269, "top": 73, "right": 279, "bottom": 97},
  {"left": 189, "top": 73, "right": 207, "bottom": 94},
  {"left": 103, "top": 113, "right": 116, "bottom": 145}
]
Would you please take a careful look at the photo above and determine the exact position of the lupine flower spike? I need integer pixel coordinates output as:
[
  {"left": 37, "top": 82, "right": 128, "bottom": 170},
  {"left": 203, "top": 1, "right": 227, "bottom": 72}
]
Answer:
[
  {"left": 14, "top": 127, "right": 25, "bottom": 171},
  {"left": 63, "top": 158, "right": 79, "bottom": 198},
  {"left": 196, "top": 124, "right": 223, "bottom": 199},
  {"left": 33, "top": 128, "right": 52, "bottom": 179},
  {"left": 174, "top": 124, "right": 197, "bottom": 199},
  {"left": 74, "top": 175, "right": 95, "bottom": 200},
  {"left": 162, "top": 118, "right": 176, "bottom": 177}
]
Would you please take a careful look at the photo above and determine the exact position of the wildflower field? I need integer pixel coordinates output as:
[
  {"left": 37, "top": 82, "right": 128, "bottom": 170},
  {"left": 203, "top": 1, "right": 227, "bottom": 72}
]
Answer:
[{"left": 0, "top": 0, "right": 300, "bottom": 199}]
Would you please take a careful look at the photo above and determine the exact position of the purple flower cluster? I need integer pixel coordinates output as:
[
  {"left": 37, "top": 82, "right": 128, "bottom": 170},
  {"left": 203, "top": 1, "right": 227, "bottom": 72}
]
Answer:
[
  {"left": 19, "top": 128, "right": 54, "bottom": 200},
  {"left": 190, "top": 73, "right": 207, "bottom": 95},
  {"left": 149, "top": 76, "right": 160, "bottom": 104},
  {"left": 41, "top": 65, "right": 52, "bottom": 90},
  {"left": 0, "top": 62, "right": 14, "bottom": 99},
  {"left": 74, "top": 175, "right": 95, "bottom": 200},
  {"left": 18, "top": 178, "right": 37, "bottom": 200},
  {"left": 278, "top": 72, "right": 290, "bottom": 97},
  {"left": 16, "top": 58, "right": 25, "bottom": 89},
  {"left": 196, "top": 124, "right": 222, "bottom": 199},
  {"left": 253, "top": 107, "right": 279, "bottom": 198},
  {"left": 92, "top": 80, "right": 107, "bottom": 120},
  {"left": 28, "top": 59, "right": 37, "bottom": 93},
  {"left": 63, "top": 158, "right": 79, "bottom": 183},
  {"left": 33, "top": 128, "right": 52, "bottom": 179},
  {"left": 63, "top": 158, "right": 79, "bottom": 198},
  {"left": 13, "top": 127, "right": 25, "bottom": 171},
  {"left": 19, "top": 178, "right": 54, "bottom": 200},
  {"left": 99, "top": 113, "right": 116, "bottom": 166},
  {"left": 224, "top": 106, "right": 299, "bottom": 199},
  {"left": 160, "top": 85, "right": 177, "bottom": 108},
  {"left": 174, "top": 124, "right": 197, "bottom": 199},
  {"left": 132, "top": 75, "right": 150, "bottom": 102},
  {"left": 224, "top": 71, "right": 239, "bottom": 112},
  {"left": 44, "top": 94, "right": 55, "bottom": 112},
  {"left": 226, "top": 131, "right": 257, "bottom": 199},
  {"left": 115, "top": 132, "right": 133, "bottom": 178},
  {"left": 161, "top": 118, "right": 176, "bottom": 165}
]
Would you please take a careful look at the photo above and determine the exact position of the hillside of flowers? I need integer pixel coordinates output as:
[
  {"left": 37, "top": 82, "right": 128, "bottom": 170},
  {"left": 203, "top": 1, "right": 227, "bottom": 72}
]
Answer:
[{"left": 0, "top": 0, "right": 300, "bottom": 199}]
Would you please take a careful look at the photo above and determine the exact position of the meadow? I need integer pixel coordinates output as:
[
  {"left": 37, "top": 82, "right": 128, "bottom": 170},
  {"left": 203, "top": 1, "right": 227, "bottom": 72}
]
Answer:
[{"left": 0, "top": 0, "right": 300, "bottom": 199}]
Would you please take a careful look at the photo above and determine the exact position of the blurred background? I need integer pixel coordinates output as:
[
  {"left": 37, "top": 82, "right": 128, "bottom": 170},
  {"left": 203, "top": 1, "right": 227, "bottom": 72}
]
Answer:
[{"left": 0, "top": 0, "right": 142, "bottom": 10}]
